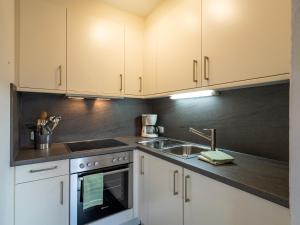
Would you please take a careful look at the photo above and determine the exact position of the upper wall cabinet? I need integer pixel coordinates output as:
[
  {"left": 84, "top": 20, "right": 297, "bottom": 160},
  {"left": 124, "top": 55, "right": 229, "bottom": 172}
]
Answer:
[
  {"left": 17, "top": 0, "right": 290, "bottom": 97},
  {"left": 143, "top": 23, "right": 158, "bottom": 96},
  {"left": 202, "top": 0, "right": 291, "bottom": 86},
  {"left": 124, "top": 22, "right": 144, "bottom": 96},
  {"left": 18, "top": 0, "right": 67, "bottom": 92},
  {"left": 147, "top": 0, "right": 202, "bottom": 94},
  {"left": 67, "top": 1, "right": 125, "bottom": 96}
]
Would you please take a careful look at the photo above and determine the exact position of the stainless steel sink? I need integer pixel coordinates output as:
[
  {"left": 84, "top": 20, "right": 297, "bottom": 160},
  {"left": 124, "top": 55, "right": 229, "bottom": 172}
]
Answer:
[
  {"left": 163, "top": 145, "right": 209, "bottom": 159},
  {"left": 138, "top": 138, "right": 185, "bottom": 150},
  {"left": 138, "top": 138, "right": 210, "bottom": 159}
]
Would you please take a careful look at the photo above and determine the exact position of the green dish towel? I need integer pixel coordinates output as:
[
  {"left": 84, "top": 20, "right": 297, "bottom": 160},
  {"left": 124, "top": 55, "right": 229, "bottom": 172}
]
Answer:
[
  {"left": 83, "top": 173, "right": 104, "bottom": 210},
  {"left": 199, "top": 150, "right": 234, "bottom": 165}
]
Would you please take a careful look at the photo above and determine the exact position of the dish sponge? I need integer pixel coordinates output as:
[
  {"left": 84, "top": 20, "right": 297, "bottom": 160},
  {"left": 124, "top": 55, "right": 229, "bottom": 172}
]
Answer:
[{"left": 199, "top": 150, "right": 234, "bottom": 165}]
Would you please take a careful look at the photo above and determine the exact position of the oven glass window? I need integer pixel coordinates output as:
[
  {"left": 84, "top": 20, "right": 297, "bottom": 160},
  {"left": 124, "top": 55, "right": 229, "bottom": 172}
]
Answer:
[{"left": 77, "top": 165, "right": 130, "bottom": 225}]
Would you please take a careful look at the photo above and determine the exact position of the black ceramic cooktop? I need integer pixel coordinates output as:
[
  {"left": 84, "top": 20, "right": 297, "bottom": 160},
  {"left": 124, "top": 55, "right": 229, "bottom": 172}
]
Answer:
[{"left": 66, "top": 139, "right": 128, "bottom": 152}]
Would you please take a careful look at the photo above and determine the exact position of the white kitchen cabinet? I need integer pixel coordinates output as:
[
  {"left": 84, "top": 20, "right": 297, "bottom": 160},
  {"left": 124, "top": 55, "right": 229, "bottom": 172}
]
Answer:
[
  {"left": 17, "top": 0, "right": 291, "bottom": 97},
  {"left": 67, "top": 1, "right": 125, "bottom": 96},
  {"left": 15, "top": 175, "right": 69, "bottom": 225},
  {"left": 15, "top": 160, "right": 69, "bottom": 225},
  {"left": 135, "top": 151, "right": 150, "bottom": 225},
  {"left": 183, "top": 168, "right": 290, "bottom": 225},
  {"left": 125, "top": 22, "right": 144, "bottom": 96},
  {"left": 135, "top": 152, "right": 290, "bottom": 225},
  {"left": 143, "top": 24, "right": 157, "bottom": 96},
  {"left": 136, "top": 151, "right": 183, "bottom": 225},
  {"left": 147, "top": 154, "right": 183, "bottom": 225},
  {"left": 202, "top": 0, "right": 291, "bottom": 86},
  {"left": 18, "top": 0, "right": 67, "bottom": 92},
  {"left": 149, "top": 0, "right": 202, "bottom": 93}
]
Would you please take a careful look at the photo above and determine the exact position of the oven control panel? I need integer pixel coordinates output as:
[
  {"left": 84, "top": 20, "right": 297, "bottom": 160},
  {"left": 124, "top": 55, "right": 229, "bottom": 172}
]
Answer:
[{"left": 70, "top": 151, "right": 133, "bottom": 174}]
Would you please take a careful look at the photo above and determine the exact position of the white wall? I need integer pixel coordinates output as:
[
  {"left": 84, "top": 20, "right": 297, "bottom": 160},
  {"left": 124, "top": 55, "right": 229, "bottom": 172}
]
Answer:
[
  {"left": 0, "top": 0, "right": 15, "bottom": 224},
  {"left": 290, "top": 0, "right": 300, "bottom": 224}
]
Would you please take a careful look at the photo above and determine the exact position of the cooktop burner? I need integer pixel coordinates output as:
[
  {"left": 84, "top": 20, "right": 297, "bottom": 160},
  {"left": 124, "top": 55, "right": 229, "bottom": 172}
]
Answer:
[{"left": 66, "top": 139, "right": 128, "bottom": 152}]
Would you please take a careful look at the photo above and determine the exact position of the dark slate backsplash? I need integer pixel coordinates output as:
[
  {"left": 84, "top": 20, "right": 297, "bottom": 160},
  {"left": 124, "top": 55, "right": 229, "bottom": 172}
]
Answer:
[
  {"left": 19, "top": 93, "right": 152, "bottom": 148},
  {"left": 18, "top": 83, "right": 289, "bottom": 162},
  {"left": 150, "top": 83, "right": 289, "bottom": 162}
]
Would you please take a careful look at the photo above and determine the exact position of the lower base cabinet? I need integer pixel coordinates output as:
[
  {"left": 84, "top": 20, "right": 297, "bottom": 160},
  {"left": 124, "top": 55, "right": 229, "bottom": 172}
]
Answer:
[
  {"left": 14, "top": 160, "right": 69, "bottom": 225},
  {"left": 183, "top": 169, "right": 290, "bottom": 225},
  {"left": 135, "top": 151, "right": 150, "bottom": 225},
  {"left": 135, "top": 151, "right": 183, "bottom": 225},
  {"left": 136, "top": 151, "right": 290, "bottom": 225},
  {"left": 15, "top": 175, "right": 69, "bottom": 225},
  {"left": 147, "top": 154, "right": 183, "bottom": 225}
]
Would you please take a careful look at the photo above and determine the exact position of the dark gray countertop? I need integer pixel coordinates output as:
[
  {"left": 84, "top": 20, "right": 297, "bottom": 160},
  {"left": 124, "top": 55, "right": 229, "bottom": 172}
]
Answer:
[
  {"left": 13, "top": 136, "right": 289, "bottom": 208},
  {"left": 13, "top": 141, "right": 137, "bottom": 166}
]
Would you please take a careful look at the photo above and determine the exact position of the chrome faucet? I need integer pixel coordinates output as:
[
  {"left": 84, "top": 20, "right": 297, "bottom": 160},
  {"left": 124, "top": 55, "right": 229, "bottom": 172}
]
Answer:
[{"left": 189, "top": 128, "right": 216, "bottom": 151}]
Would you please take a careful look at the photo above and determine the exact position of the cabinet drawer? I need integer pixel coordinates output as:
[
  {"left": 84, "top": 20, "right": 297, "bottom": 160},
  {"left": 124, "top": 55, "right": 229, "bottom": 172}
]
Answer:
[{"left": 15, "top": 160, "right": 69, "bottom": 184}]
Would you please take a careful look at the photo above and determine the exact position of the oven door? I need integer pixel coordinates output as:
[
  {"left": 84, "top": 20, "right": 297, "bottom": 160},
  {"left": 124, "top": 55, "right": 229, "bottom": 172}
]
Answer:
[{"left": 70, "top": 163, "right": 133, "bottom": 225}]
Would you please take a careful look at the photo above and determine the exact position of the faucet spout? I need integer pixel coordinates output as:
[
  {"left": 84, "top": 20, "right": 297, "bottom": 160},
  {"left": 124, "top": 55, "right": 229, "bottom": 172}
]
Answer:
[{"left": 189, "top": 127, "right": 216, "bottom": 151}]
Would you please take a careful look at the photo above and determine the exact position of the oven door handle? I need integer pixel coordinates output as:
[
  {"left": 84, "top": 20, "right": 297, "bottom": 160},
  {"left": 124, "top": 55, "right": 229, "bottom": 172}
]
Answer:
[
  {"left": 79, "top": 167, "right": 131, "bottom": 202},
  {"left": 79, "top": 167, "right": 130, "bottom": 181}
]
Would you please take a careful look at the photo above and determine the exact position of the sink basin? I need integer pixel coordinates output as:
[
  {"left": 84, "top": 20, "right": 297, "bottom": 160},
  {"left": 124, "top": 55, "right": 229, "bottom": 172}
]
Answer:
[
  {"left": 138, "top": 138, "right": 211, "bottom": 159},
  {"left": 163, "top": 145, "right": 209, "bottom": 159},
  {"left": 138, "top": 139, "right": 185, "bottom": 149}
]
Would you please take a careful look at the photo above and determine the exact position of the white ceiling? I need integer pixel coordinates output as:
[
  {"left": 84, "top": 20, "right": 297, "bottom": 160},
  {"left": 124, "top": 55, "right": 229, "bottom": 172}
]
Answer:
[{"left": 101, "top": 0, "right": 163, "bottom": 17}]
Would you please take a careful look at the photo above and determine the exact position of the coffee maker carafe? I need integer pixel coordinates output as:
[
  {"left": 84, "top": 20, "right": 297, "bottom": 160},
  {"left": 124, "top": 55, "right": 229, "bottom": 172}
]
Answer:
[{"left": 141, "top": 114, "right": 159, "bottom": 138}]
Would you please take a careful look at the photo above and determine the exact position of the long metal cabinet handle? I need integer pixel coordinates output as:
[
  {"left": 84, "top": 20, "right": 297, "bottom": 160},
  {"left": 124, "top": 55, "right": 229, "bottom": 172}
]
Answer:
[
  {"left": 60, "top": 181, "right": 64, "bottom": 205},
  {"left": 193, "top": 60, "right": 198, "bottom": 82},
  {"left": 29, "top": 166, "right": 58, "bottom": 173},
  {"left": 140, "top": 155, "right": 144, "bottom": 175},
  {"left": 120, "top": 74, "right": 123, "bottom": 91},
  {"left": 58, "top": 65, "right": 62, "bottom": 86},
  {"left": 204, "top": 56, "right": 210, "bottom": 80},
  {"left": 173, "top": 170, "right": 179, "bottom": 196},
  {"left": 139, "top": 76, "right": 142, "bottom": 93},
  {"left": 185, "top": 175, "right": 191, "bottom": 202}
]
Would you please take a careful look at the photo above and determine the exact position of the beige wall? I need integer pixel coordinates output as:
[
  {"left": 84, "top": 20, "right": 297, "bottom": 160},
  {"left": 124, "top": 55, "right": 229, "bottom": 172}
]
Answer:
[
  {"left": 290, "top": 0, "right": 300, "bottom": 224},
  {"left": 0, "top": 0, "right": 15, "bottom": 224}
]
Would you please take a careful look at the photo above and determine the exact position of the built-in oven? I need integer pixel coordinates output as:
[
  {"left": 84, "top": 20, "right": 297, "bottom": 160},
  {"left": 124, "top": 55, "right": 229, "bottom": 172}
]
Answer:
[{"left": 70, "top": 151, "right": 133, "bottom": 225}]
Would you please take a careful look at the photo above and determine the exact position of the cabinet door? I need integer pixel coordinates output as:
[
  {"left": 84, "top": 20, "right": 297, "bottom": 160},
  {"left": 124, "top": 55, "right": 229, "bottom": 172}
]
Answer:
[
  {"left": 155, "top": 0, "right": 202, "bottom": 93},
  {"left": 184, "top": 169, "right": 290, "bottom": 225},
  {"left": 202, "top": 0, "right": 291, "bottom": 86},
  {"left": 15, "top": 175, "right": 69, "bottom": 225},
  {"left": 148, "top": 155, "right": 183, "bottom": 225},
  {"left": 143, "top": 24, "right": 157, "bottom": 96},
  {"left": 125, "top": 23, "right": 144, "bottom": 96},
  {"left": 19, "top": 0, "right": 66, "bottom": 92},
  {"left": 67, "top": 2, "right": 124, "bottom": 96},
  {"left": 135, "top": 151, "right": 151, "bottom": 225}
]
